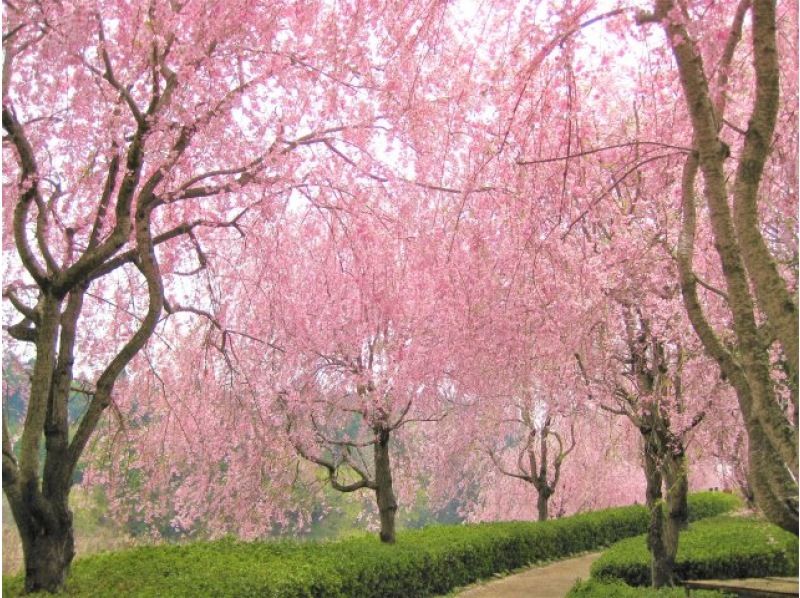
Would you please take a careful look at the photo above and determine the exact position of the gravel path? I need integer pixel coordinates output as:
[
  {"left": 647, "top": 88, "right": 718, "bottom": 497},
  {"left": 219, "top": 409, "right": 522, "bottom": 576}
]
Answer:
[{"left": 452, "top": 552, "right": 602, "bottom": 598}]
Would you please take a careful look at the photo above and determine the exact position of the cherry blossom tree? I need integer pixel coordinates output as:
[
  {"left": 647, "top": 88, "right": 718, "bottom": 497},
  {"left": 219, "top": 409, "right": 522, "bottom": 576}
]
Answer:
[
  {"left": 2, "top": 0, "right": 448, "bottom": 590},
  {"left": 5, "top": 1, "right": 794, "bottom": 592},
  {"left": 576, "top": 297, "right": 717, "bottom": 587},
  {"left": 84, "top": 322, "right": 304, "bottom": 542},
  {"left": 465, "top": 0, "right": 797, "bottom": 535},
  {"left": 633, "top": 0, "right": 798, "bottom": 533},
  {"left": 271, "top": 204, "right": 453, "bottom": 544},
  {"left": 486, "top": 402, "right": 576, "bottom": 522}
]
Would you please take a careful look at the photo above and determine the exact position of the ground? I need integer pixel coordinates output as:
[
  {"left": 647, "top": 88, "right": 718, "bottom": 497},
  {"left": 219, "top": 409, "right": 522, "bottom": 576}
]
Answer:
[{"left": 453, "top": 552, "right": 601, "bottom": 598}]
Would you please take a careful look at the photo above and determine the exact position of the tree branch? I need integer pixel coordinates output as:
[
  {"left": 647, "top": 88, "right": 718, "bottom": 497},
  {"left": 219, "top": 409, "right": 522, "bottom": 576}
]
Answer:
[
  {"left": 3, "top": 105, "right": 49, "bottom": 286},
  {"left": 488, "top": 447, "right": 532, "bottom": 482},
  {"left": 517, "top": 140, "right": 691, "bottom": 165},
  {"left": 96, "top": 14, "right": 145, "bottom": 126}
]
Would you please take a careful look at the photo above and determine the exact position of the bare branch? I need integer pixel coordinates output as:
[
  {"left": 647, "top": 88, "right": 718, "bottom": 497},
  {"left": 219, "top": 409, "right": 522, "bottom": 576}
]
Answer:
[
  {"left": 3, "top": 287, "right": 37, "bottom": 321},
  {"left": 88, "top": 150, "right": 121, "bottom": 250},
  {"left": 389, "top": 399, "right": 414, "bottom": 430},
  {"left": 562, "top": 152, "right": 685, "bottom": 239},
  {"left": 487, "top": 446, "right": 532, "bottom": 482},
  {"left": 86, "top": 217, "right": 244, "bottom": 283},
  {"left": 517, "top": 140, "right": 691, "bottom": 165},
  {"left": 96, "top": 14, "right": 144, "bottom": 125}
]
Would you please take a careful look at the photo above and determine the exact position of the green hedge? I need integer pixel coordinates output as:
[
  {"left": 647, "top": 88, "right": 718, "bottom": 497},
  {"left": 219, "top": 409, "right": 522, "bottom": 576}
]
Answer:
[
  {"left": 3, "top": 492, "right": 739, "bottom": 597},
  {"left": 590, "top": 515, "right": 798, "bottom": 587},
  {"left": 567, "top": 578, "right": 731, "bottom": 597}
]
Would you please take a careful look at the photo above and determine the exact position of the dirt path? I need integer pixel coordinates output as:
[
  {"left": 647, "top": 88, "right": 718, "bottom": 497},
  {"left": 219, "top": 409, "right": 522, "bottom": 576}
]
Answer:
[{"left": 452, "top": 552, "right": 601, "bottom": 598}]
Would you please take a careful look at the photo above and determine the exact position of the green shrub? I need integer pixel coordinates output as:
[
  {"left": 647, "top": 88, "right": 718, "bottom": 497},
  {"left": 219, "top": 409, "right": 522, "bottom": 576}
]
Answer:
[
  {"left": 567, "top": 578, "right": 731, "bottom": 597},
  {"left": 2, "top": 492, "right": 739, "bottom": 597},
  {"left": 591, "top": 515, "right": 798, "bottom": 587}
]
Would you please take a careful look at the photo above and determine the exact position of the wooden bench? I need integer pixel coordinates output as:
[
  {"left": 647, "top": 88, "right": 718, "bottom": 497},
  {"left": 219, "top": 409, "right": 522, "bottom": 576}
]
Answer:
[{"left": 683, "top": 577, "right": 799, "bottom": 597}]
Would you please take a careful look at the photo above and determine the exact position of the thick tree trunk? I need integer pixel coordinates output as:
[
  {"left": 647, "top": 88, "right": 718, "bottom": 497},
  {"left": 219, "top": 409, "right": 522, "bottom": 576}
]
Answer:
[
  {"left": 748, "top": 424, "right": 799, "bottom": 532},
  {"left": 643, "top": 446, "right": 673, "bottom": 588},
  {"left": 7, "top": 490, "right": 75, "bottom": 594},
  {"left": 536, "top": 488, "right": 551, "bottom": 521},
  {"left": 643, "top": 430, "right": 689, "bottom": 588},
  {"left": 663, "top": 452, "right": 689, "bottom": 586},
  {"left": 664, "top": 0, "right": 799, "bottom": 535},
  {"left": 23, "top": 523, "right": 75, "bottom": 594},
  {"left": 373, "top": 428, "right": 397, "bottom": 544}
]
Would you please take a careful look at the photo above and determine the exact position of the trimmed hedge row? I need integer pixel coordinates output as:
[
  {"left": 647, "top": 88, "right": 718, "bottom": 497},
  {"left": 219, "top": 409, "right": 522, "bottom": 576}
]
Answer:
[
  {"left": 567, "top": 579, "right": 730, "bottom": 597},
  {"left": 3, "top": 492, "right": 739, "bottom": 597},
  {"left": 590, "top": 515, "right": 798, "bottom": 587}
]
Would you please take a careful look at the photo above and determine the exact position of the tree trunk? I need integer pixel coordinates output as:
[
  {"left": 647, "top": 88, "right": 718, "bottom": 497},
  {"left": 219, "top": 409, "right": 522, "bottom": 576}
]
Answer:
[
  {"left": 373, "top": 428, "right": 398, "bottom": 544},
  {"left": 666, "top": 0, "right": 799, "bottom": 535},
  {"left": 643, "top": 445, "right": 673, "bottom": 588},
  {"left": 7, "top": 489, "right": 75, "bottom": 594},
  {"left": 748, "top": 423, "right": 799, "bottom": 532},
  {"left": 663, "top": 451, "right": 689, "bottom": 586},
  {"left": 536, "top": 488, "right": 550, "bottom": 521}
]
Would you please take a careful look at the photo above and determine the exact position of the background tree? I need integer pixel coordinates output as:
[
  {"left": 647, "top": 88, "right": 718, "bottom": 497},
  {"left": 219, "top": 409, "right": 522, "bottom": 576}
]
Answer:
[
  {"left": 266, "top": 201, "right": 452, "bottom": 544},
  {"left": 567, "top": 217, "right": 724, "bottom": 587},
  {"left": 462, "top": 0, "right": 797, "bottom": 535},
  {"left": 484, "top": 380, "right": 577, "bottom": 522}
]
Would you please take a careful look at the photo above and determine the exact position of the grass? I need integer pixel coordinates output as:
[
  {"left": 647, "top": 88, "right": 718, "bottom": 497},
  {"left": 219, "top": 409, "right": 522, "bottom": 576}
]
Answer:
[
  {"left": 2, "top": 490, "right": 139, "bottom": 576},
  {"left": 567, "top": 578, "right": 732, "bottom": 597}
]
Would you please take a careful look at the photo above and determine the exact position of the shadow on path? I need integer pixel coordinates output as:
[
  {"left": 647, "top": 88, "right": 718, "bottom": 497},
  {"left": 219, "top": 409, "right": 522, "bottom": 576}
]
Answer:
[{"left": 453, "top": 551, "right": 602, "bottom": 598}]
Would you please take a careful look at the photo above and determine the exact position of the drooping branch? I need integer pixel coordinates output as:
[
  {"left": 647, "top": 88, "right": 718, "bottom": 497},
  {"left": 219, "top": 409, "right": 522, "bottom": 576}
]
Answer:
[
  {"left": 500, "top": 7, "right": 629, "bottom": 151},
  {"left": 287, "top": 416, "right": 377, "bottom": 493},
  {"left": 562, "top": 152, "right": 685, "bottom": 239}
]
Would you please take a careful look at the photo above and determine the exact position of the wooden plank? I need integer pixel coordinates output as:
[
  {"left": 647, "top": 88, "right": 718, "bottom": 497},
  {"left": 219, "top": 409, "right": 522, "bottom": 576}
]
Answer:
[{"left": 683, "top": 577, "right": 799, "bottom": 598}]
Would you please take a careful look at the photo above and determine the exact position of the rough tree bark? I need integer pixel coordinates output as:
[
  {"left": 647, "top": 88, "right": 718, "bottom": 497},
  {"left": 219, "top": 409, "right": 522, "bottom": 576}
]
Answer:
[
  {"left": 641, "top": 416, "right": 690, "bottom": 588},
  {"left": 631, "top": 314, "right": 694, "bottom": 588},
  {"left": 3, "top": 97, "right": 164, "bottom": 592},
  {"left": 374, "top": 427, "right": 398, "bottom": 544},
  {"left": 643, "top": 442, "right": 670, "bottom": 588},
  {"left": 663, "top": 448, "right": 689, "bottom": 573},
  {"left": 639, "top": 0, "right": 798, "bottom": 534},
  {"left": 536, "top": 487, "right": 553, "bottom": 522},
  {"left": 577, "top": 304, "right": 699, "bottom": 588}
]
